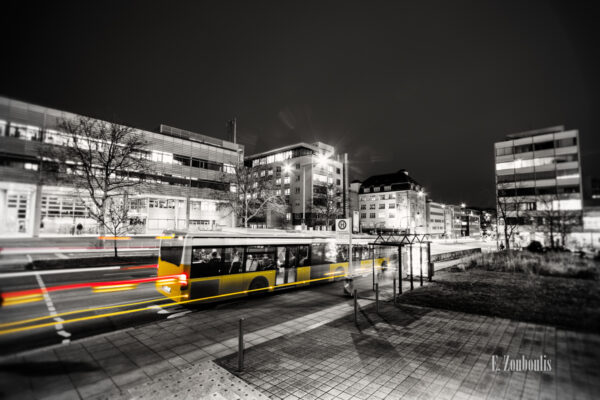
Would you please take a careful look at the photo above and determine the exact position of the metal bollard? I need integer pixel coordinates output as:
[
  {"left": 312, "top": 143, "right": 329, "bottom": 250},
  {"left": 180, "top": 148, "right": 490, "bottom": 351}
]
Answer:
[
  {"left": 353, "top": 288, "right": 358, "bottom": 325},
  {"left": 238, "top": 318, "right": 244, "bottom": 372},
  {"left": 375, "top": 283, "right": 379, "bottom": 314},
  {"left": 393, "top": 276, "right": 397, "bottom": 304}
]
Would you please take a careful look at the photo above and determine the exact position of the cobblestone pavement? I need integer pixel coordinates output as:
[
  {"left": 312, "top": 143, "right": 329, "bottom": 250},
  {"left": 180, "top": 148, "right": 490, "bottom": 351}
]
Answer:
[{"left": 218, "top": 302, "right": 600, "bottom": 400}]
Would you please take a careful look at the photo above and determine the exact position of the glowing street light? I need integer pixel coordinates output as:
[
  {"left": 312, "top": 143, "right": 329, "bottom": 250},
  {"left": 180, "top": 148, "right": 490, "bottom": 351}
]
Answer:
[{"left": 316, "top": 153, "right": 329, "bottom": 169}]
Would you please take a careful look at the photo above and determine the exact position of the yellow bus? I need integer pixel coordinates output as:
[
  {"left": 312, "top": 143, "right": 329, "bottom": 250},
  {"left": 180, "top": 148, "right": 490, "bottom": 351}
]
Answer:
[{"left": 156, "top": 231, "right": 390, "bottom": 303}]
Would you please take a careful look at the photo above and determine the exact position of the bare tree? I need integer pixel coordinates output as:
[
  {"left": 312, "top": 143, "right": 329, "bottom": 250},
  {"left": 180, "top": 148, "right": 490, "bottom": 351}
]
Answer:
[
  {"left": 44, "top": 116, "right": 151, "bottom": 256},
  {"left": 313, "top": 183, "right": 343, "bottom": 229},
  {"left": 218, "top": 163, "right": 287, "bottom": 228},
  {"left": 496, "top": 183, "right": 523, "bottom": 250},
  {"left": 537, "top": 194, "right": 582, "bottom": 249}
]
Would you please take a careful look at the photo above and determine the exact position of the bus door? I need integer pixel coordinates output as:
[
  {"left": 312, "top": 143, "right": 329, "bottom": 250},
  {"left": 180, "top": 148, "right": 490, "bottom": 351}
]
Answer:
[
  {"left": 295, "top": 245, "right": 311, "bottom": 285},
  {"left": 274, "top": 245, "right": 304, "bottom": 286}
]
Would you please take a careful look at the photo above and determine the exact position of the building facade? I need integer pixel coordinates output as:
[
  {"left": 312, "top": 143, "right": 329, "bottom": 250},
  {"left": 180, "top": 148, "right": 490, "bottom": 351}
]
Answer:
[
  {"left": 426, "top": 200, "right": 445, "bottom": 238},
  {"left": 244, "top": 142, "right": 345, "bottom": 229},
  {"left": 494, "top": 126, "right": 583, "bottom": 247},
  {"left": 358, "top": 170, "right": 426, "bottom": 233},
  {"left": 0, "top": 96, "right": 242, "bottom": 236}
]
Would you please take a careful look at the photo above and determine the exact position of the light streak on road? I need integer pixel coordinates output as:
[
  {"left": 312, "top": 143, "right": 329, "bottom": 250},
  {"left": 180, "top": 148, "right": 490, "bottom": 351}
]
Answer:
[
  {"left": 0, "top": 273, "right": 353, "bottom": 336},
  {"left": 0, "top": 297, "right": 175, "bottom": 329}
]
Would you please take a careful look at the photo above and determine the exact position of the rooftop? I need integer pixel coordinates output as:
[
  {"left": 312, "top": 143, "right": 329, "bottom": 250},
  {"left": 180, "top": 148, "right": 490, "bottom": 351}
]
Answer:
[
  {"left": 360, "top": 169, "right": 422, "bottom": 192},
  {"left": 505, "top": 125, "right": 565, "bottom": 139}
]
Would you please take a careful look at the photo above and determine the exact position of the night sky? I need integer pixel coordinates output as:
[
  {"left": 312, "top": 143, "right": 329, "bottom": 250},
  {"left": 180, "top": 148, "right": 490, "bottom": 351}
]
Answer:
[{"left": 2, "top": 1, "right": 598, "bottom": 207}]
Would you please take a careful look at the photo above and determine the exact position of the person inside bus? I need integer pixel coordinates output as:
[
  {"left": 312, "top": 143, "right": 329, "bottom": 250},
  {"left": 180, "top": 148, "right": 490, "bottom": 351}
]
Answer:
[
  {"left": 258, "top": 254, "right": 273, "bottom": 270},
  {"left": 246, "top": 254, "right": 256, "bottom": 272},
  {"left": 230, "top": 250, "right": 242, "bottom": 274},
  {"left": 207, "top": 250, "right": 221, "bottom": 275}
]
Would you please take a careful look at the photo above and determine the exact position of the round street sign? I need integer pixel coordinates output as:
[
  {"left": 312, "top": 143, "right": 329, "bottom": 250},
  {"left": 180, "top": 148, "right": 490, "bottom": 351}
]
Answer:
[{"left": 337, "top": 219, "right": 347, "bottom": 231}]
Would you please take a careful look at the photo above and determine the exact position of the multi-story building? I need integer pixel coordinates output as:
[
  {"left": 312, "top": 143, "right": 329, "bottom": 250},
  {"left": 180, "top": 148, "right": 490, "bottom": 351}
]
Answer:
[
  {"left": 0, "top": 96, "right": 242, "bottom": 236},
  {"left": 494, "top": 126, "right": 583, "bottom": 247},
  {"left": 426, "top": 200, "right": 445, "bottom": 238},
  {"left": 461, "top": 209, "right": 481, "bottom": 238},
  {"left": 244, "top": 142, "right": 345, "bottom": 229},
  {"left": 358, "top": 170, "right": 426, "bottom": 233}
]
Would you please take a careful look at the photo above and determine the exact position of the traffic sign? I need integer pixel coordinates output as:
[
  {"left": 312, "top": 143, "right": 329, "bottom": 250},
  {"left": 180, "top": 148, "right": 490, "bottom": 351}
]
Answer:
[{"left": 336, "top": 218, "right": 350, "bottom": 233}]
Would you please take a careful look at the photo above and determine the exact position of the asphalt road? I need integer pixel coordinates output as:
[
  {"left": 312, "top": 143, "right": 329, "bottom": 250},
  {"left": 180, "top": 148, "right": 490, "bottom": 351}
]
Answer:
[
  {"left": 0, "top": 238, "right": 494, "bottom": 357},
  {"left": 0, "top": 264, "right": 170, "bottom": 356}
]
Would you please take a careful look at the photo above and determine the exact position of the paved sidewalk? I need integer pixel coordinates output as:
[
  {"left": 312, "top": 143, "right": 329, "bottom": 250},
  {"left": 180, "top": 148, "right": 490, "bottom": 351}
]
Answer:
[{"left": 218, "top": 302, "right": 600, "bottom": 400}]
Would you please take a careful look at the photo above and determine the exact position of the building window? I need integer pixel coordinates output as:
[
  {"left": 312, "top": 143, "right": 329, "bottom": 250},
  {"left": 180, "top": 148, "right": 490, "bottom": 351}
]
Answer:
[
  {"left": 285, "top": 213, "right": 291, "bottom": 221},
  {"left": 361, "top": 213, "right": 367, "bottom": 219},
  {"left": 295, "top": 163, "right": 300, "bottom": 170},
  {"left": 379, "top": 195, "right": 386, "bottom": 200},
  {"left": 369, "top": 204, "right": 376, "bottom": 210},
  {"left": 360, "top": 204, "right": 366, "bottom": 210},
  {"left": 284, "top": 188, "right": 290, "bottom": 195},
  {"left": 284, "top": 176, "right": 290, "bottom": 184},
  {"left": 268, "top": 168, "right": 273, "bottom": 176},
  {"left": 296, "top": 175, "right": 300, "bottom": 181},
  {"left": 378, "top": 212, "right": 386, "bottom": 218},
  {"left": 389, "top": 203, "right": 395, "bottom": 209},
  {"left": 373, "top": 187, "right": 380, "bottom": 192},
  {"left": 295, "top": 187, "right": 300, "bottom": 194},
  {"left": 276, "top": 189, "right": 281, "bottom": 196},
  {"left": 370, "top": 213, "right": 376, "bottom": 218},
  {"left": 379, "top": 204, "right": 385, "bottom": 209},
  {"left": 389, "top": 213, "right": 395, "bottom": 218},
  {"left": 336, "top": 179, "right": 341, "bottom": 185},
  {"left": 336, "top": 168, "right": 341, "bottom": 174},
  {"left": 276, "top": 178, "right": 281, "bottom": 185}
]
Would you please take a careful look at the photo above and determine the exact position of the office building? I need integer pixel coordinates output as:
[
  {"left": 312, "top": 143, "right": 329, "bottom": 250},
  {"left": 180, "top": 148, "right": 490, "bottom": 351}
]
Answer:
[
  {"left": 358, "top": 170, "right": 426, "bottom": 233},
  {"left": 494, "top": 126, "right": 583, "bottom": 247},
  {"left": 244, "top": 142, "right": 345, "bottom": 229},
  {"left": 426, "top": 200, "right": 445, "bottom": 238},
  {"left": 0, "top": 96, "right": 243, "bottom": 236}
]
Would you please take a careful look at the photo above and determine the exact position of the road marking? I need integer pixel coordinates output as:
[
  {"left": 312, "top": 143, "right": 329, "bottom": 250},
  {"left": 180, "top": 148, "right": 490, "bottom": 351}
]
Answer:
[
  {"left": 0, "top": 266, "right": 121, "bottom": 279},
  {"left": 167, "top": 311, "right": 192, "bottom": 319},
  {"left": 149, "top": 305, "right": 171, "bottom": 314},
  {"left": 55, "top": 253, "right": 69, "bottom": 259},
  {"left": 0, "top": 296, "right": 173, "bottom": 329},
  {"left": 35, "top": 274, "right": 72, "bottom": 343},
  {"left": 26, "top": 255, "right": 33, "bottom": 263}
]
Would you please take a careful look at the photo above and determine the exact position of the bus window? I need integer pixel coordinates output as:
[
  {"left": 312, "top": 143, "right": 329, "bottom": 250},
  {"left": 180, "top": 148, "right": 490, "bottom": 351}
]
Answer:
[
  {"left": 161, "top": 245, "right": 183, "bottom": 266},
  {"left": 298, "top": 245, "right": 310, "bottom": 266},
  {"left": 287, "top": 246, "right": 299, "bottom": 268},
  {"left": 311, "top": 242, "right": 336, "bottom": 265},
  {"left": 228, "top": 248, "right": 244, "bottom": 274},
  {"left": 191, "top": 247, "right": 220, "bottom": 278},
  {"left": 246, "top": 246, "right": 277, "bottom": 271},
  {"left": 191, "top": 247, "right": 245, "bottom": 277}
]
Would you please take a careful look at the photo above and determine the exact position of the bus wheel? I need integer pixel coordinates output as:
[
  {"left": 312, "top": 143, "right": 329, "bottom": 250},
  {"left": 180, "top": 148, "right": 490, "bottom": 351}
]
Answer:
[{"left": 248, "top": 277, "right": 269, "bottom": 296}]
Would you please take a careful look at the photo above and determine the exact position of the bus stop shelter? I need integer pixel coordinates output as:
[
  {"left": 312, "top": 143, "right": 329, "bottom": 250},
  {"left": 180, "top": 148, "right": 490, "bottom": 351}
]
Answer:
[{"left": 368, "top": 232, "right": 432, "bottom": 295}]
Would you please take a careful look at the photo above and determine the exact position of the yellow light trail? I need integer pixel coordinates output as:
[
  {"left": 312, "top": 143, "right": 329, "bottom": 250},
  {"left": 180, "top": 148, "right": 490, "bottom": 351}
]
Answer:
[
  {"left": 0, "top": 296, "right": 176, "bottom": 328},
  {"left": 0, "top": 271, "right": 367, "bottom": 336}
]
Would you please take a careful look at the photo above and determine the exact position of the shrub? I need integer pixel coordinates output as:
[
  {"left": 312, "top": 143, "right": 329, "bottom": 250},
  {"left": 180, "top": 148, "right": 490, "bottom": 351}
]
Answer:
[{"left": 464, "top": 251, "right": 599, "bottom": 280}]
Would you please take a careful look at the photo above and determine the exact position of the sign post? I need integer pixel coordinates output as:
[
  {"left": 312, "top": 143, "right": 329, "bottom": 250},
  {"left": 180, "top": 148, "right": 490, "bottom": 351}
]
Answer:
[{"left": 337, "top": 218, "right": 353, "bottom": 296}]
